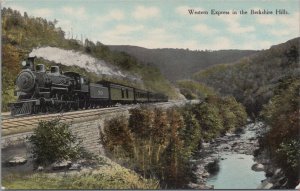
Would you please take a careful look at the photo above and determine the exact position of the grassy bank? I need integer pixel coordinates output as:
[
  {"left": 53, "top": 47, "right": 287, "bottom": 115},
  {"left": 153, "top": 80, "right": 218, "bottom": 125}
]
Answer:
[{"left": 2, "top": 157, "right": 159, "bottom": 189}]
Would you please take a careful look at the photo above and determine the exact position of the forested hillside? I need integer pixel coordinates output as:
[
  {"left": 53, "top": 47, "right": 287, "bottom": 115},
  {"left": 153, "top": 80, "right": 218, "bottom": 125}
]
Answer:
[
  {"left": 1, "top": 8, "right": 180, "bottom": 111},
  {"left": 108, "top": 45, "right": 258, "bottom": 82},
  {"left": 190, "top": 37, "right": 299, "bottom": 187},
  {"left": 193, "top": 37, "right": 299, "bottom": 116}
]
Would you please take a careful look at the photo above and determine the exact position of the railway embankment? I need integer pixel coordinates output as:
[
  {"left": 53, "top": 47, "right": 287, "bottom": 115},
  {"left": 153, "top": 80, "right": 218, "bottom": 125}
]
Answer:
[{"left": 2, "top": 101, "right": 186, "bottom": 149}]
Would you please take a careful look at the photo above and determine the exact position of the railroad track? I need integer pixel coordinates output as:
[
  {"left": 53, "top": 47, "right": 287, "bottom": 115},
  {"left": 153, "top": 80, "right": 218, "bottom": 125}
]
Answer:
[
  {"left": 1, "top": 101, "right": 187, "bottom": 136},
  {"left": 1, "top": 106, "right": 127, "bottom": 136}
]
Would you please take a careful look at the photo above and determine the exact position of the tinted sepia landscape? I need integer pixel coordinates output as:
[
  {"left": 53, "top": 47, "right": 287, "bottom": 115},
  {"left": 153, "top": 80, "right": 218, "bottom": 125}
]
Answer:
[{"left": 1, "top": 0, "right": 299, "bottom": 190}]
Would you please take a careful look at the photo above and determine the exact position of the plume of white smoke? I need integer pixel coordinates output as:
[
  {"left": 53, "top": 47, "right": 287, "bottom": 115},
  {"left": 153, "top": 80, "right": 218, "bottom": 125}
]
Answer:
[{"left": 30, "top": 47, "right": 141, "bottom": 83}]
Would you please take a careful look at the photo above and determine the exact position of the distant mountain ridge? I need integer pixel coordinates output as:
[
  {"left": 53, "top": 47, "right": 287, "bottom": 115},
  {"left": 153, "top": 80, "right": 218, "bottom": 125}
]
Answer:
[{"left": 108, "top": 45, "right": 259, "bottom": 82}]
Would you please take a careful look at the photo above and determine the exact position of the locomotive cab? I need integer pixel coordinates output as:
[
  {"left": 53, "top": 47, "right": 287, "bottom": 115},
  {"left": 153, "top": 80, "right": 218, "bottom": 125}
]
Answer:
[{"left": 63, "top": 72, "right": 89, "bottom": 92}]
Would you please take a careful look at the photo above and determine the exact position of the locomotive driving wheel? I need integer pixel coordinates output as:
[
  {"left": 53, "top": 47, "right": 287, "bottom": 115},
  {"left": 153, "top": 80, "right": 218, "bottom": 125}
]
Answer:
[
  {"left": 39, "top": 97, "right": 49, "bottom": 113},
  {"left": 79, "top": 95, "right": 87, "bottom": 109},
  {"left": 50, "top": 93, "right": 65, "bottom": 112},
  {"left": 33, "top": 103, "right": 40, "bottom": 114},
  {"left": 73, "top": 95, "right": 80, "bottom": 111},
  {"left": 60, "top": 94, "right": 71, "bottom": 112},
  {"left": 49, "top": 93, "right": 60, "bottom": 113}
]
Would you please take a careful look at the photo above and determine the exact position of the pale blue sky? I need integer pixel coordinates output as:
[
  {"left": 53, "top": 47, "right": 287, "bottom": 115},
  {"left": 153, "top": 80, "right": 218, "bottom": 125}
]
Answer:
[{"left": 2, "top": 0, "right": 299, "bottom": 50}]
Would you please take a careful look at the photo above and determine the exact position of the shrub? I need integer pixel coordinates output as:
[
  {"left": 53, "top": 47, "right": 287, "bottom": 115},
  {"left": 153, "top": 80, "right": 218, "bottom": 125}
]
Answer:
[
  {"left": 192, "top": 102, "right": 223, "bottom": 140},
  {"left": 28, "top": 118, "right": 84, "bottom": 165},
  {"left": 189, "top": 95, "right": 247, "bottom": 140},
  {"left": 100, "top": 115, "right": 134, "bottom": 159},
  {"left": 180, "top": 110, "right": 201, "bottom": 156}
]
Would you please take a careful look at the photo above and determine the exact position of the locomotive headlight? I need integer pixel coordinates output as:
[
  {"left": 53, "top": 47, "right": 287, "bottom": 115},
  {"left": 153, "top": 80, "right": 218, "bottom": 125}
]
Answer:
[{"left": 21, "top": 61, "right": 26, "bottom": 67}]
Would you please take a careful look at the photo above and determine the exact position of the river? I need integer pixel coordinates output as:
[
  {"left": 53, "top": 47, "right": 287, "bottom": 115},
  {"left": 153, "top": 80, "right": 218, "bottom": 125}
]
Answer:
[
  {"left": 190, "top": 122, "right": 266, "bottom": 189},
  {"left": 206, "top": 153, "right": 265, "bottom": 189}
]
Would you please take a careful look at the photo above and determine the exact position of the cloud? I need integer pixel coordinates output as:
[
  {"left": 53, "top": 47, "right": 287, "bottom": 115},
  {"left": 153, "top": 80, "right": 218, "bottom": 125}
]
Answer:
[
  {"left": 256, "top": 15, "right": 276, "bottom": 25},
  {"left": 107, "top": 9, "right": 124, "bottom": 21},
  {"left": 279, "top": 12, "right": 299, "bottom": 28},
  {"left": 218, "top": 14, "right": 255, "bottom": 34},
  {"left": 255, "top": 8, "right": 299, "bottom": 28},
  {"left": 212, "top": 37, "right": 232, "bottom": 49},
  {"left": 32, "top": 8, "right": 53, "bottom": 18},
  {"left": 193, "top": 24, "right": 218, "bottom": 34},
  {"left": 260, "top": 12, "right": 300, "bottom": 37},
  {"left": 269, "top": 30, "right": 292, "bottom": 36},
  {"left": 98, "top": 24, "right": 145, "bottom": 42},
  {"left": 5, "top": 4, "right": 53, "bottom": 19},
  {"left": 228, "top": 25, "right": 255, "bottom": 33},
  {"left": 96, "top": 26, "right": 178, "bottom": 48},
  {"left": 61, "top": 6, "right": 87, "bottom": 20},
  {"left": 218, "top": 14, "right": 240, "bottom": 26},
  {"left": 114, "top": 24, "right": 144, "bottom": 34},
  {"left": 56, "top": 19, "right": 73, "bottom": 34},
  {"left": 5, "top": 4, "right": 27, "bottom": 14},
  {"left": 132, "top": 6, "right": 160, "bottom": 19},
  {"left": 241, "top": 40, "right": 272, "bottom": 50},
  {"left": 92, "top": 9, "right": 125, "bottom": 27}
]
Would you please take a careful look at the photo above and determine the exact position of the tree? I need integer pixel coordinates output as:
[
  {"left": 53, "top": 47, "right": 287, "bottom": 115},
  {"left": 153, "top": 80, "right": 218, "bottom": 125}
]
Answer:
[
  {"left": 100, "top": 115, "right": 133, "bottom": 158},
  {"left": 28, "top": 119, "right": 84, "bottom": 165},
  {"left": 180, "top": 110, "right": 201, "bottom": 156}
]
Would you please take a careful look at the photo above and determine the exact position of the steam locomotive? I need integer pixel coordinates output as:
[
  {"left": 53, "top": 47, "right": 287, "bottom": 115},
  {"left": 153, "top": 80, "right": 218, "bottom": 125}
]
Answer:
[{"left": 10, "top": 57, "right": 168, "bottom": 116}]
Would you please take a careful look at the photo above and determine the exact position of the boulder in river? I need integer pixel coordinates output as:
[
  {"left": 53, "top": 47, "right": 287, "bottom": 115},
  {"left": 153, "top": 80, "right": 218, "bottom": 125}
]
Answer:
[
  {"left": 51, "top": 160, "right": 72, "bottom": 170},
  {"left": 257, "top": 179, "right": 273, "bottom": 189},
  {"left": 69, "top": 163, "right": 81, "bottom": 170},
  {"left": 8, "top": 156, "right": 27, "bottom": 166},
  {"left": 251, "top": 163, "right": 264, "bottom": 171},
  {"left": 37, "top": 166, "right": 44, "bottom": 171},
  {"left": 218, "top": 144, "right": 231, "bottom": 151}
]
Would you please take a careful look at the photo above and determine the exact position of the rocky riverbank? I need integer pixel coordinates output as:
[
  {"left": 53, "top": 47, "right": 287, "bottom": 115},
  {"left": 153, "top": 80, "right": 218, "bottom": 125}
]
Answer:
[
  {"left": 254, "top": 139, "right": 289, "bottom": 189},
  {"left": 188, "top": 122, "right": 266, "bottom": 189}
]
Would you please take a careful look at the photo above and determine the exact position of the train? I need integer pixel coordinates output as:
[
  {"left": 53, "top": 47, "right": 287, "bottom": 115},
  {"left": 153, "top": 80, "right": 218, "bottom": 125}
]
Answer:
[{"left": 10, "top": 56, "right": 168, "bottom": 116}]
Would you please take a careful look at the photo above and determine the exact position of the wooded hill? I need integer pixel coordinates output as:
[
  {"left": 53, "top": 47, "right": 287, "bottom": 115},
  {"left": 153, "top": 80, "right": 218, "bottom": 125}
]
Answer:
[
  {"left": 108, "top": 45, "right": 258, "bottom": 82},
  {"left": 1, "top": 8, "right": 180, "bottom": 111},
  {"left": 193, "top": 37, "right": 299, "bottom": 116}
]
